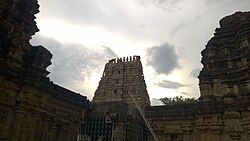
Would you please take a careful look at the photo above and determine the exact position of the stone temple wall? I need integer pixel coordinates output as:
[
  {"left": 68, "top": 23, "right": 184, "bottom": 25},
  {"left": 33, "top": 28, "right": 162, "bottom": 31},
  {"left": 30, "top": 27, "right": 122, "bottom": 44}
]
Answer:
[
  {"left": 146, "top": 11, "right": 250, "bottom": 141},
  {"left": 0, "top": 0, "right": 90, "bottom": 141}
]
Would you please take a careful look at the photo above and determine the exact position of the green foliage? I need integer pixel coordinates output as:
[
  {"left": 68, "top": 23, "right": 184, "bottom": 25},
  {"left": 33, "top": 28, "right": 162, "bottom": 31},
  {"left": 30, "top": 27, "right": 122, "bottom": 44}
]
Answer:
[{"left": 159, "top": 96, "right": 198, "bottom": 105}]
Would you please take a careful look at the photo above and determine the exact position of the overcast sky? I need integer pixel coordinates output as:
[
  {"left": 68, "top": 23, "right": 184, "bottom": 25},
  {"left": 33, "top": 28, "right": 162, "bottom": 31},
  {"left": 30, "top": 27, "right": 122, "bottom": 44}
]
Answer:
[{"left": 31, "top": 0, "right": 250, "bottom": 105}]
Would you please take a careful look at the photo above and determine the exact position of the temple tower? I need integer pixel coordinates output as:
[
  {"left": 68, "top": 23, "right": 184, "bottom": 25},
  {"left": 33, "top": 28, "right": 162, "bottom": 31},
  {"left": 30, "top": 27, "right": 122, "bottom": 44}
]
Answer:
[
  {"left": 93, "top": 55, "right": 150, "bottom": 108},
  {"left": 199, "top": 11, "right": 250, "bottom": 100}
]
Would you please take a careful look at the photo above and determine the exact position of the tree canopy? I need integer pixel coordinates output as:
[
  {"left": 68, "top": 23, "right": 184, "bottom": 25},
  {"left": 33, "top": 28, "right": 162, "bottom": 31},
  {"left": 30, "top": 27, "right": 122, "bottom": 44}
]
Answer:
[{"left": 159, "top": 96, "right": 198, "bottom": 105}]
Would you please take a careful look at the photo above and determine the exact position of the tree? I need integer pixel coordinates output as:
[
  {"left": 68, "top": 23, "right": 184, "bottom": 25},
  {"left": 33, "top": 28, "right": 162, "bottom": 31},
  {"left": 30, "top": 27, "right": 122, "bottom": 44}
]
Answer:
[{"left": 159, "top": 96, "right": 198, "bottom": 105}]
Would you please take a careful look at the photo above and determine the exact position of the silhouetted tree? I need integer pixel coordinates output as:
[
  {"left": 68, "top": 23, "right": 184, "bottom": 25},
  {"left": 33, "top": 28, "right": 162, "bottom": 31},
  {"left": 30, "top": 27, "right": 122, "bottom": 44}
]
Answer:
[{"left": 159, "top": 96, "right": 198, "bottom": 105}]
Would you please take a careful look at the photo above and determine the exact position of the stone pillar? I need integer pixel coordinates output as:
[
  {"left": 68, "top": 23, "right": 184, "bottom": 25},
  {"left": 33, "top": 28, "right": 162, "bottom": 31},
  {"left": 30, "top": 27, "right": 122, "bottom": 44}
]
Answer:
[
  {"left": 11, "top": 107, "right": 26, "bottom": 141},
  {"left": 224, "top": 111, "right": 243, "bottom": 141},
  {"left": 183, "top": 132, "right": 191, "bottom": 141},
  {"left": 182, "top": 124, "right": 193, "bottom": 141},
  {"left": 29, "top": 111, "right": 41, "bottom": 141},
  {"left": 43, "top": 115, "right": 50, "bottom": 141},
  {"left": 197, "top": 125, "right": 208, "bottom": 141},
  {"left": 211, "top": 125, "right": 222, "bottom": 141},
  {"left": 0, "top": 110, "right": 14, "bottom": 140},
  {"left": 200, "top": 131, "right": 206, "bottom": 141},
  {"left": 48, "top": 123, "right": 57, "bottom": 141},
  {"left": 242, "top": 112, "right": 250, "bottom": 134}
]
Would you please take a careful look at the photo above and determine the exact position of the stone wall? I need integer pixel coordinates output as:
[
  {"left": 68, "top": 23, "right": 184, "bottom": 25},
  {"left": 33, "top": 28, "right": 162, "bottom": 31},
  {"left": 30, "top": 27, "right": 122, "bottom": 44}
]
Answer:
[
  {"left": 146, "top": 99, "right": 250, "bottom": 141},
  {"left": 0, "top": 74, "right": 89, "bottom": 141}
]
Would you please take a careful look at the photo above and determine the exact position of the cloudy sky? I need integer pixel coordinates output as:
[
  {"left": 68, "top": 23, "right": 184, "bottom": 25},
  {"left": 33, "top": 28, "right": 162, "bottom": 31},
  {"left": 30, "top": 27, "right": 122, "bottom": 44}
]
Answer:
[{"left": 31, "top": 0, "right": 250, "bottom": 105}]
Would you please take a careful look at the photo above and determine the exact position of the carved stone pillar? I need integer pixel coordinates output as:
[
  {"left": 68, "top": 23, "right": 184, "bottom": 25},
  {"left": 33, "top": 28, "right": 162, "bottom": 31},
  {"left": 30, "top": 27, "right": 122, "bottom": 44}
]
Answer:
[
  {"left": 43, "top": 115, "right": 50, "bottom": 141},
  {"left": 0, "top": 110, "right": 13, "bottom": 140},
  {"left": 29, "top": 111, "right": 41, "bottom": 141},
  {"left": 182, "top": 124, "right": 193, "bottom": 141},
  {"left": 242, "top": 112, "right": 250, "bottom": 134},
  {"left": 48, "top": 123, "right": 57, "bottom": 141},
  {"left": 210, "top": 122, "right": 223, "bottom": 141},
  {"left": 223, "top": 111, "right": 243, "bottom": 141},
  {"left": 11, "top": 107, "right": 26, "bottom": 141},
  {"left": 197, "top": 125, "right": 208, "bottom": 141}
]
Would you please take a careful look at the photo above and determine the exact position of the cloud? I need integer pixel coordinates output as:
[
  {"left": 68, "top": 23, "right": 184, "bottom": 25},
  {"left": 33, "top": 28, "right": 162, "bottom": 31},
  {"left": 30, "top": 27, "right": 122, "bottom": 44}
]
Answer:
[
  {"left": 190, "top": 68, "right": 201, "bottom": 78},
  {"left": 169, "top": 22, "right": 187, "bottom": 37},
  {"left": 146, "top": 42, "right": 180, "bottom": 75},
  {"left": 37, "top": 0, "right": 152, "bottom": 41},
  {"left": 180, "top": 91, "right": 189, "bottom": 95},
  {"left": 151, "top": 98, "right": 163, "bottom": 106},
  {"left": 155, "top": 80, "right": 186, "bottom": 89},
  {"left": 135, "top": 0, "right": 183, "bottom": 11},
  {"left": 31, "top": 35, "right": 117, "bottom": 97}
]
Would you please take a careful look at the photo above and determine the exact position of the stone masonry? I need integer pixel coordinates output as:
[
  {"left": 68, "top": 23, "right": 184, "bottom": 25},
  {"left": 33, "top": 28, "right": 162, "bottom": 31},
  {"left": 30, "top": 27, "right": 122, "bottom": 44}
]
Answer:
[
  {"left": 93, "top": 55, "right": 150, "bottom": 109},
  {"left": 199, "top": 11, "right": 250, "bottom": 100}
]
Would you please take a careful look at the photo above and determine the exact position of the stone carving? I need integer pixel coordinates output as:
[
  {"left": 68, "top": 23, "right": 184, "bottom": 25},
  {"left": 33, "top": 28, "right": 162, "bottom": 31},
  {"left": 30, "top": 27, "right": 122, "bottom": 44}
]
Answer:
[
  {"left": 93, "top": 55, "right": 150, "bottom": 109},
  {"left": 199, "top": 11, "right": 250, "bottom": 100}
]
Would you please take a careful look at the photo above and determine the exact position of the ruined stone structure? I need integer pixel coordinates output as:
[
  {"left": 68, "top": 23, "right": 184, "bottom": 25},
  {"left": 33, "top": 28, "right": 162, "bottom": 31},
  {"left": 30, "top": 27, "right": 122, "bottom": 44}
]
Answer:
[
  {"left": 93, "top": 56, "right": 150, "bottom": 109},
  {"left": 0, "top": 0, "right": 90, "bottom": 141},
  {"left": 82, "top": 11, "right": 250, "bottom": 141}
]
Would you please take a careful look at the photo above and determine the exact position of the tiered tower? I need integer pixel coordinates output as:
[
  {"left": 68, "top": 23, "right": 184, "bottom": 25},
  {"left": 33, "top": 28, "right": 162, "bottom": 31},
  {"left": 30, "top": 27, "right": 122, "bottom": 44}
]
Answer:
[
  {"left": 199, "top": 11, "right": 250, "bottom": 100},
  {"left": 93, "top": 55, "right": 150, "bottom": 108}
]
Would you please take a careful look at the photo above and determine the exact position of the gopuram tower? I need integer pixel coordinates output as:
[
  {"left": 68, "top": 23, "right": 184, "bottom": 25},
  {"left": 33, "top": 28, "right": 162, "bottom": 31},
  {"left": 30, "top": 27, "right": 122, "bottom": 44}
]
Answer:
[
  {"left": 93, "top": 55, "right": 150, "bottom": 109},
  {"left": 80, "top": 56, "right": 150, "bottom": 141}
]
